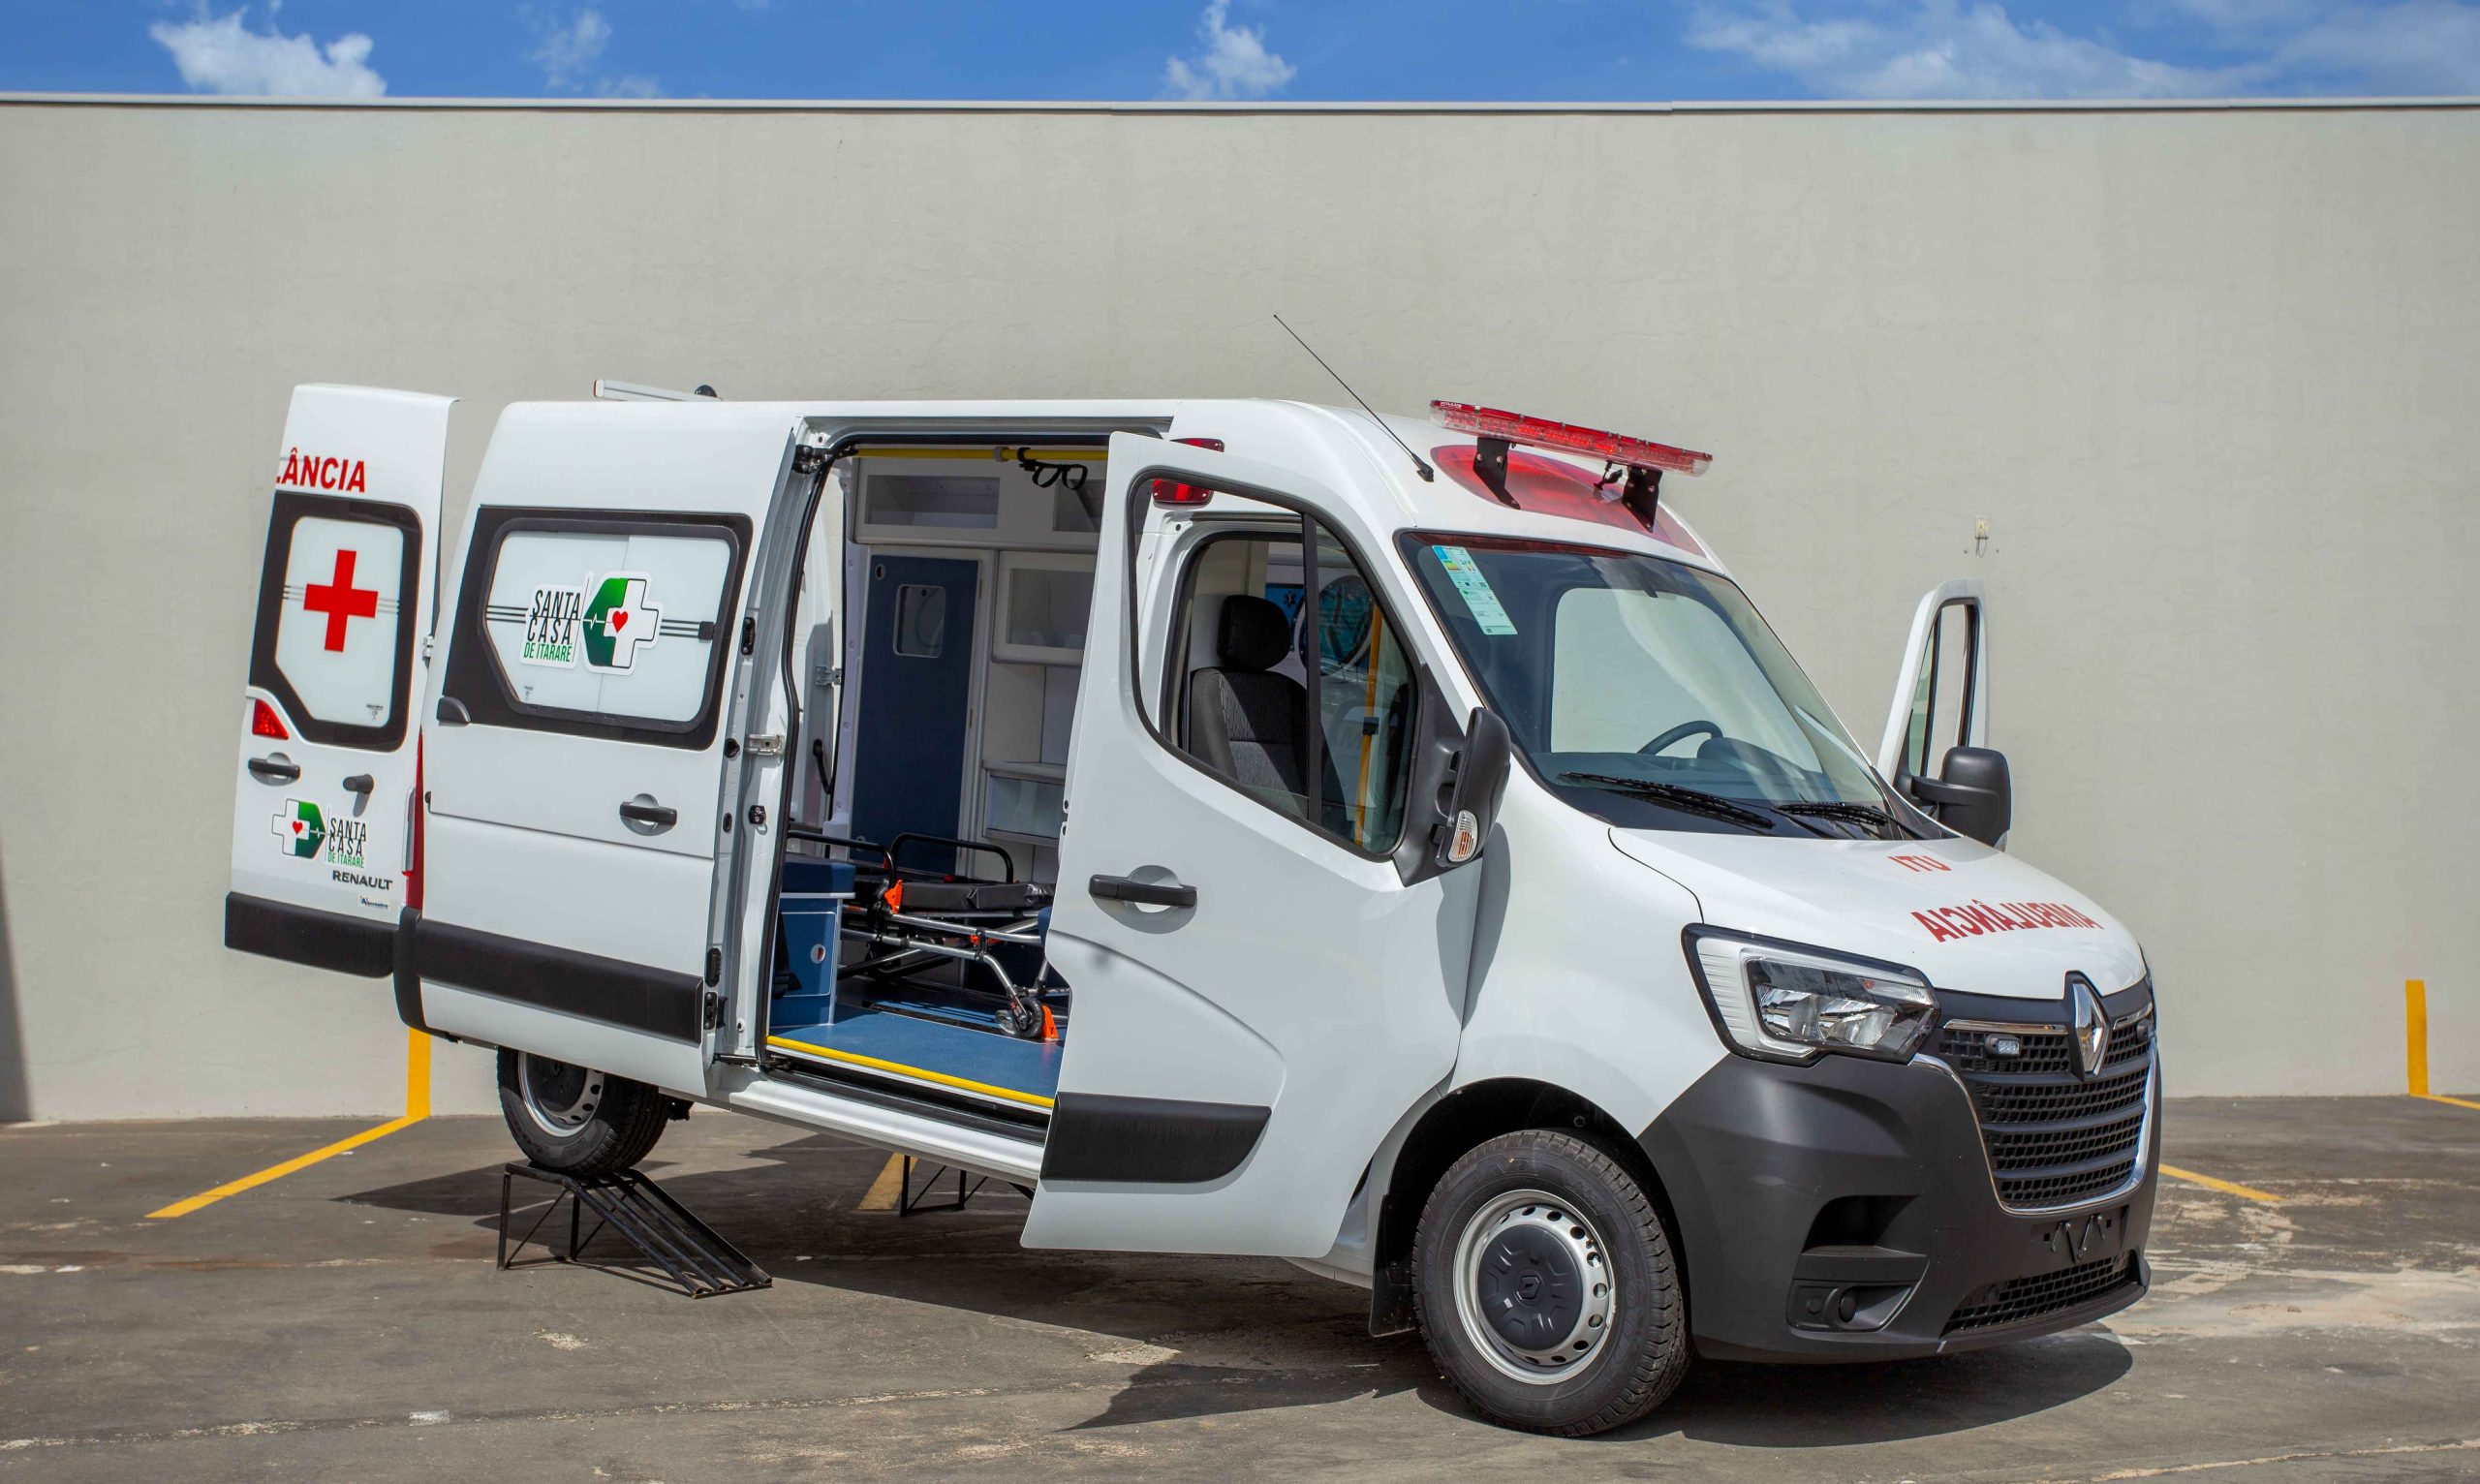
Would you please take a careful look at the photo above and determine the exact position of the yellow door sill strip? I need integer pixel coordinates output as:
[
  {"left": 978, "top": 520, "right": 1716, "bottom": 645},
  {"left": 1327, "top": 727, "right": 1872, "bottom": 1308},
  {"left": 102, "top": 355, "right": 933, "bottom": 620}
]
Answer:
[{"left": 765, "top": 1036, "right": 1056, "bottom": 1110}]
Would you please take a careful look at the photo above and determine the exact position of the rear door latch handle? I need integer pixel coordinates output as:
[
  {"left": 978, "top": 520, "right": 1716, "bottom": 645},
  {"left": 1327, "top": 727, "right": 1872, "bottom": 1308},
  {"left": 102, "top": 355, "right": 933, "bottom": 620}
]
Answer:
[
  {"left": 342, "top": 774, "right": 375, "bottom": 794},
  {"left": 246, "top": 755, "right": 300, "bottom": 785}
]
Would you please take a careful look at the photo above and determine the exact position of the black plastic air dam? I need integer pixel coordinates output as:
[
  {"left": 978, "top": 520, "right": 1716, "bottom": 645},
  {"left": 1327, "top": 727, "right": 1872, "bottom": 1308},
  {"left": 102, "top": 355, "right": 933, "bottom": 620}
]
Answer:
[{"left": 1638, "top": 1047, "right": 2156, "bottom": 1362}]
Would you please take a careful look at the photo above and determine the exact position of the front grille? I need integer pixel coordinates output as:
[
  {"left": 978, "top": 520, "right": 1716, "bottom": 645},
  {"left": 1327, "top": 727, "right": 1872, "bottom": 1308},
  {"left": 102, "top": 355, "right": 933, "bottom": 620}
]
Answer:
[
  {"left": 1935, "top": 1000, "right": 2154, "bottom": 1211},
  {"left": 1944, "top": 1253, "right": 2138, "bottom": 1335}
]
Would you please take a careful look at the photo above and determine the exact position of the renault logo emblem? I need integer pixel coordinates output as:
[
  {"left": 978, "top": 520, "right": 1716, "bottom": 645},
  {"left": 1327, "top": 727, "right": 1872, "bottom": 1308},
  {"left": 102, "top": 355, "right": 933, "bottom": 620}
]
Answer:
[{"left": 2069, "top": 975, "right": 2109, "bottom": 1078}]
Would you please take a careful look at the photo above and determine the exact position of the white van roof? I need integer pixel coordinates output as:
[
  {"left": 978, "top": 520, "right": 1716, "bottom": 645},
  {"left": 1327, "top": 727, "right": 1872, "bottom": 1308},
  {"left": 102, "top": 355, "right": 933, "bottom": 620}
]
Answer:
[{"left": 499, "top": 394, "right": 1728, "bottom": 574}]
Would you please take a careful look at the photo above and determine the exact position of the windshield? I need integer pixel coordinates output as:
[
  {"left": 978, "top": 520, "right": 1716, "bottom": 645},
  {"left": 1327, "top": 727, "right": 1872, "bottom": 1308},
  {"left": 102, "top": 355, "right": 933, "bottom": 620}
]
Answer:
[{"left": 1401, "top": 533, "right": 1917, "bottom": 837}]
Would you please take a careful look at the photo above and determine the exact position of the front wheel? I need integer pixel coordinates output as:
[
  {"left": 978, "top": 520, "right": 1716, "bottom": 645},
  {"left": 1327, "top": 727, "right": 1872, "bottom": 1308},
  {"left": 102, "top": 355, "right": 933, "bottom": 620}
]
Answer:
[
  {"left": 1412, "top": 1129, "right": 1690, "bottom": 1436},
  {"left": 496, "top": 1049, "right": 669, "bottom": 1176}
]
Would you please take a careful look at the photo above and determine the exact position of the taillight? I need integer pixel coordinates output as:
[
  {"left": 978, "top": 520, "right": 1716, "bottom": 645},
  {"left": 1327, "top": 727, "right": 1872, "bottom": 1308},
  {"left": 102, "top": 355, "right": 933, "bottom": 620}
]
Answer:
[
  {"left": 1431, "top": 401, "right": 1711, "bottom": 476},
  {"left": 1153, "top": 437, "right": 1226, "bottom": 507},
  {"left": 251, "top": 698, "right": 290, "bottom": 740}
]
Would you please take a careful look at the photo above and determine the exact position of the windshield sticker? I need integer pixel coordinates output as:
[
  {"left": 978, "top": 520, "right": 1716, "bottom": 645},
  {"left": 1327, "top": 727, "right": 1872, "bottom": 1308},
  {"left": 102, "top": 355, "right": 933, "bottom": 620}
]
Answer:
[
  {"left": 1912, "top": 900, "right": 2101, "bottom": 943},
  {"left": 1432, "top": 545, "right": 1517, "bottom": 635}
]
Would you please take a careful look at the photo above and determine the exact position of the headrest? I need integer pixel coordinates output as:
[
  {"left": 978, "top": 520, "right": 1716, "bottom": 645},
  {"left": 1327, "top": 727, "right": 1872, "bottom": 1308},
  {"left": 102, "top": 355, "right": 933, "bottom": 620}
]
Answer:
[{"left": 1217, "top": 595, "right": 1292, "bottom": 673}]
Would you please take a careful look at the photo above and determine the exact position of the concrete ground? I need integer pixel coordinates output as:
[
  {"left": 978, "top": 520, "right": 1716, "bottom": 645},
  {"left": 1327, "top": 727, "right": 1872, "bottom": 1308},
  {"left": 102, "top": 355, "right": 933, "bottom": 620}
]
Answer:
[{"left": 1, "top": 1098, "right": 2475, "bottom": 1482}]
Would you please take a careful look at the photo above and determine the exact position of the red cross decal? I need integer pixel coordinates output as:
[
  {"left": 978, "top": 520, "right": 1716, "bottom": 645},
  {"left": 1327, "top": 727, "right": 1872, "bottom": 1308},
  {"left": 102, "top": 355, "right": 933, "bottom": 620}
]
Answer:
[{"left": 302, "top": 548, "right": 380, "bottom": 652}]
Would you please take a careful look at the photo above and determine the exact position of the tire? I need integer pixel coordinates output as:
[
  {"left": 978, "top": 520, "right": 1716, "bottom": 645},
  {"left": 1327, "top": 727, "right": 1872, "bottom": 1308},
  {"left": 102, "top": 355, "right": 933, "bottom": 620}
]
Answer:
[
  {"left": 1412, "top": 1129, "right": 1690, "bottom": 1437},
  {"left": 496, "top": 1049, "right": 670, "bottom": 1176}
]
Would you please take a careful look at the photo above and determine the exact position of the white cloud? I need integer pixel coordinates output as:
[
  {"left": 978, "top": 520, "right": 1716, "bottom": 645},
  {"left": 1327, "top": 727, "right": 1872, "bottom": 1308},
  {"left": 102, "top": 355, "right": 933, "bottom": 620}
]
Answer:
[
  {"left": 1162, "top": 1, "right": 1297, "bottom": 100},
  {"left": 2264, "top": 2, "right": 2480, "bottom": 94},
  {"left": 598, "top": 75, "right": 666, "bottom": 98},
  {"left": 1688, "top": 0, "right": 2480, "bottom": 99},
  {"left": 530, "top": 7, "right": 612, "bottom": 89},
  {"left": 1688, "top": 0, "right": 2237, "bottom": 99},
  {"left": 148, "top": 5, "right": 386, "bottom": 97}
]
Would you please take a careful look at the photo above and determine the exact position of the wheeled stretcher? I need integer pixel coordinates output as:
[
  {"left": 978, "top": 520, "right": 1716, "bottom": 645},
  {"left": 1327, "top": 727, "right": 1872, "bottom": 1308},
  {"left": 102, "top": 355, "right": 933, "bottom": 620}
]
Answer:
[{"left": 780, "top": 831, "right": 1062, "bottom": 1041}]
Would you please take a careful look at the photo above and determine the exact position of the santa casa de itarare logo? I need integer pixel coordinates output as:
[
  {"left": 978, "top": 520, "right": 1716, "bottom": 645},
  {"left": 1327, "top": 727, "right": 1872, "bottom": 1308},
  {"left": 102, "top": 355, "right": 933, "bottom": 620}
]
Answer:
[
  {"left": 272, "top": 798, "right": 326, "bottom": 858},
  {"left": 520, "top": 572, "right": 662, "bottom": 673},
  {"left": 270, "top": 799, "right": 371, "bottom": 872}
]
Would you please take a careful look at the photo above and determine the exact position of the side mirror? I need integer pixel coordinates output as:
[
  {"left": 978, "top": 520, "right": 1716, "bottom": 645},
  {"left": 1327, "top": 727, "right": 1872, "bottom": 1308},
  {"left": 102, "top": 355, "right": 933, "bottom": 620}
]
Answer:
[
  {"left": 1393, "top": 670, "right": 1514, "bottom": 885},
  {"left": 1435, "top": 707, "right": 1513, "bottom": 870},
  {"left": 1909, "top": 746, "right": 2011, "bottom": 848}
]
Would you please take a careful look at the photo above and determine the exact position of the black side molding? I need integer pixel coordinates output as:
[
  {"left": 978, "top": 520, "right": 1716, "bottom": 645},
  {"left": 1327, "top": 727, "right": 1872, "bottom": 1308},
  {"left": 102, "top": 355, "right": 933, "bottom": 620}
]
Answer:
[
  {"left": 411, "top": 916, "right": 705, "bottom": 1043},
  {"left": 1038, "top": 1092, "right": 1268, "bottom": 1184},
  {"left": 224, "top": 891, "right": 393, "bottom": 978},
  {"left": 392, "top": 907, "right": 431, "bottom": 1034}
]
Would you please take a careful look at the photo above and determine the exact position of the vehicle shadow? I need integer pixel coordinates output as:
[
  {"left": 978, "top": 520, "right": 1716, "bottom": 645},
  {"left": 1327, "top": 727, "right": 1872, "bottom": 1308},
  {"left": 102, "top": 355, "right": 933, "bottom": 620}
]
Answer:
[{"left": 340, "top": 1132, "right": 2130, "bottom": 1441}]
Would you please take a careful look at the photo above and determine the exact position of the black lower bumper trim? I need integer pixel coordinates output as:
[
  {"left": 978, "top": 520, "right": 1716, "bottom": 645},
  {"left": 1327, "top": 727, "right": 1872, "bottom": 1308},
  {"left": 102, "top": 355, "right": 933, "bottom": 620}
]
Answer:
[
  {"left": 1639, "top": 1050, "right": 2157, "bottom": 1362},
  {"left": 224, "top": 891, "right": 393, "bottom": 978}
]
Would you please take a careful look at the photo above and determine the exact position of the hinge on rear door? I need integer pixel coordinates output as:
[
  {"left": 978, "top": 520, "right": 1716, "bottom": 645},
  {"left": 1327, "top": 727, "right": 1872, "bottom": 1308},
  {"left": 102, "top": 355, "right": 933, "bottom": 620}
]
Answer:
[
  {"left": 738, "top": 617, "right": 756, "bottom": 656},
  {"left": 792, "top": 446, "right": 829, "bottom": 476},
  {"left": 701, "top": 990, "right": 725, "bottom": 1031},
  {"left": 744, "top": 733, "right": 785, "bottom": 757}
]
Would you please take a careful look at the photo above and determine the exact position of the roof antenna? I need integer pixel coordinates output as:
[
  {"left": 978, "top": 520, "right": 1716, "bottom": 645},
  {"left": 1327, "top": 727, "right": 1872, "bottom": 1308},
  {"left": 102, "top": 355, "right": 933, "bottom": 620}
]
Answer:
[{"left": 1273, "top": 314, "right": 1433, "bottom": 482}]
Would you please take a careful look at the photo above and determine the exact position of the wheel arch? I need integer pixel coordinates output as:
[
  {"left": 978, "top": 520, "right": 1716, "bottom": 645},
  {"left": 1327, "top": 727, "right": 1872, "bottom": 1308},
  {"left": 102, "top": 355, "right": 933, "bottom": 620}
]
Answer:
[{"left": 1366, "top": 1076, "right": 1687, "bottom": 1337}]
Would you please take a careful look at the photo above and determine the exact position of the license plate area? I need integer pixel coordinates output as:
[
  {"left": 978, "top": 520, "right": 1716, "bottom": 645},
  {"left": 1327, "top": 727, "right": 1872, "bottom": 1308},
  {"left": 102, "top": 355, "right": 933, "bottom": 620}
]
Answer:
[{"left": 2022, "top": 1203, "right": 2130, "bottom": 1275}]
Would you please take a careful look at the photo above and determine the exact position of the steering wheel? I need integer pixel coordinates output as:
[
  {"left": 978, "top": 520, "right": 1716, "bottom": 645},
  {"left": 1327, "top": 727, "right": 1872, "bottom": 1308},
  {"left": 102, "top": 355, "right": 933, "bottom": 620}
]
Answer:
[{"left": 1638, "top": 720, "right": 1722, "bottom": 757}]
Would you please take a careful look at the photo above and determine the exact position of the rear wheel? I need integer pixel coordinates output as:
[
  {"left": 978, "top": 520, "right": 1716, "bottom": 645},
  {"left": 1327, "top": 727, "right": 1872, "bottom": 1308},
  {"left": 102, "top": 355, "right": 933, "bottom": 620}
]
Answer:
[
  {"left": 496, "top": 1049, "right": 669, "bottom": 1176},
  {"left": 1412, "top": 1129, "right": 1689, "bottom": 1436}
]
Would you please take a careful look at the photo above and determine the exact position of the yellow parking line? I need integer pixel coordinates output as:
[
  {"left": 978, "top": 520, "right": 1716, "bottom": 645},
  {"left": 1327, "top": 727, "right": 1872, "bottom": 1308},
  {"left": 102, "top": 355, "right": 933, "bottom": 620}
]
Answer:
[
  {"left": 147, "top": 1029, "right": 434, "bottom": 1220},
  {"left": 2419, "top": 1093, "right": 2480, "bottom": 1111},
  {"left": 2158, "top": 1163, "right": 2282, "bottom": 1204},
  {"left": 857, "top": 1154, "right": 906, "bottom": 1212}
]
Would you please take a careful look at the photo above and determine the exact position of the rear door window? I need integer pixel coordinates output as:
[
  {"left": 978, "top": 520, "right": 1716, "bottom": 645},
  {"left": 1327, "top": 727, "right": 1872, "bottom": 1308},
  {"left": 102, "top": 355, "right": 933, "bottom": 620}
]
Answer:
[{"left": 247, "top": 492, "right": 421, "bottom": 749}]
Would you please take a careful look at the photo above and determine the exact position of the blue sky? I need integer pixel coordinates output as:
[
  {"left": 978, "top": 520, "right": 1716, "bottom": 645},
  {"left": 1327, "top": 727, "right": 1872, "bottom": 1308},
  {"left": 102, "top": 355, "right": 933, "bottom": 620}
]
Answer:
[{"left": 6, "top": 2, "right": 2476, "bottom": 101}]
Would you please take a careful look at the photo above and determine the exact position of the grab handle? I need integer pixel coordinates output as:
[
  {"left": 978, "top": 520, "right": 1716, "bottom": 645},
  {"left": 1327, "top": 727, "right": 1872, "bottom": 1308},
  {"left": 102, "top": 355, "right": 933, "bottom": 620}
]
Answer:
[
  {"left": 247, "top": 755, "right": 300, "bottom": 785},
  {"left": 1088, "top": 875, "right": 1196, "bottom": 910}
]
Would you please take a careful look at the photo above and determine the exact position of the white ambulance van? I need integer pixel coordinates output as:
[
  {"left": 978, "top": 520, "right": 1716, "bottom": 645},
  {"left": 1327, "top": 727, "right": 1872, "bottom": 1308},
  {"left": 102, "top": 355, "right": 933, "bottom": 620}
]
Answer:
[{"left": 227, "top": 384, "right": 2156, "bottom": 1436}]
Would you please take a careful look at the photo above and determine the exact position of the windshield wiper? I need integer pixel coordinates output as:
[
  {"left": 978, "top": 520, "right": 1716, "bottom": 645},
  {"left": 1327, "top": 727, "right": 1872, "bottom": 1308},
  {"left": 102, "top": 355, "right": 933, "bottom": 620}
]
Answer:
[
  {"left": 1774, "top": 800, "right": 1912, "bottom": 840},
  {"left": 1557, "top": 774, "right": 1779, "bottom": 832}
]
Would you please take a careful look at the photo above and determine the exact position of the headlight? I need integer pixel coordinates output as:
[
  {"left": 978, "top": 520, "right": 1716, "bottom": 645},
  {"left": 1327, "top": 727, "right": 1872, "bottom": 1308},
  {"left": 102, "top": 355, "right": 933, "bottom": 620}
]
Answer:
[{"left": 1685, "top": 929, "right": 1937, "bottom": 1064}]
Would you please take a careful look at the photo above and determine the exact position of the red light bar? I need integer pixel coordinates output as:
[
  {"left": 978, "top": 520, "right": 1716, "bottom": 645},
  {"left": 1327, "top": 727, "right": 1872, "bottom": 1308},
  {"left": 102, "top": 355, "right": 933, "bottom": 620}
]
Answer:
[
  {"left": 250, "top": 697, "right": 289, "bottom": 740},
  {"left": 1431, "top": 402, "right": 1711, "bottom": 477},
  {"left": 1152, "top": 437, "right": 1226, "bottom": 506}
]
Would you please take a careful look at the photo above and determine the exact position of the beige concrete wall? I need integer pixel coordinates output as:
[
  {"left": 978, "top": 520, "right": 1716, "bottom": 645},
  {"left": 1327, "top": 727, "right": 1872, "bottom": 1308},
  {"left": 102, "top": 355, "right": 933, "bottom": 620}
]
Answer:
[{"left": 1, "top": 97, "right": 2472, "bottom": 1118}]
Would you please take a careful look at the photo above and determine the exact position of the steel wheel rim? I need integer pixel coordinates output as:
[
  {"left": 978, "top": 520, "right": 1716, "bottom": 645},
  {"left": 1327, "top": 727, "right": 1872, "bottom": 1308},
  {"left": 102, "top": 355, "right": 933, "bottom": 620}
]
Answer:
[
  {"left": 1450, "top": 1187, "right": 1617, "bottom": 1386},
  {"left": 517, "top": 1055, "right": 602, "bottom": 1136}
]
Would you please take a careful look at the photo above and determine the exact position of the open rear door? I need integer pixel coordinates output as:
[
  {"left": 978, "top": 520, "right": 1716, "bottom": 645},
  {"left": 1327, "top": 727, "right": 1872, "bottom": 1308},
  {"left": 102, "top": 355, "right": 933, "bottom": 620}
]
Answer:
[
  {"left": 1025, "top": 434, "right": 1473, "bottom": 1258},
  {"left": 1876, "top": 577, "right": 1990, "bottom": 797},
  {"left": 226, "top": 386, "right": 455, "bottom": 976}
]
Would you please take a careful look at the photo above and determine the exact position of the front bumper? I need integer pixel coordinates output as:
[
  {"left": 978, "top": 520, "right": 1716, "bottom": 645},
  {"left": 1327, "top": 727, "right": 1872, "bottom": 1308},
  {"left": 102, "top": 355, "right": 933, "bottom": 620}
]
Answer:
[{"left": 1637, "top": 1042, "right": 2157, "bottom": 1362}]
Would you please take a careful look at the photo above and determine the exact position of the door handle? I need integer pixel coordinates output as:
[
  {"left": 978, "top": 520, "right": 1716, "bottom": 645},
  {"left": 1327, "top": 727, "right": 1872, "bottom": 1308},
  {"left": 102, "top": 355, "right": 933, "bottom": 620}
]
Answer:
[
  {"left": 435, "top": 696, "right": 471, "bottom": 727},
  {"left": 619, "top": 798, "right": 678, "bottom": 829},
  {"left": 1088, "top": 874, "right": 1196, "bottom": 910},
  {"left": 343, "top": 774, "right": 375, "bottom": 795},
  {"left": 247, "top": 755, "right": 300, "bottom": 785}
]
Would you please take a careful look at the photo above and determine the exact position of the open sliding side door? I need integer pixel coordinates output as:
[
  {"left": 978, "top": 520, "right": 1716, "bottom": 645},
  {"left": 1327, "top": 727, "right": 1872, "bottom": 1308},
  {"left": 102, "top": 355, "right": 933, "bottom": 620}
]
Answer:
[{"left": 227, "top": 386, "right": 456, "bottom": 976}]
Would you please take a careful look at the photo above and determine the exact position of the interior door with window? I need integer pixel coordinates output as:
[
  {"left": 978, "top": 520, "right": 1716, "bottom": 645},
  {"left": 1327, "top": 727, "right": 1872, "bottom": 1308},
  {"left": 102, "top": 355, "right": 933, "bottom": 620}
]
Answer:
[
  {"left": 413, "top": 406, "right": 804, "bottom": 1096},
  {"left": 227, "top": 385, "right": 455, "bottom": 977},
  {"left": 1025, "top": 436, "right": 1472, "bottom": 1258},
  {"left": 1876, "top": 577, "right": 1991, "bottom": 809}
]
